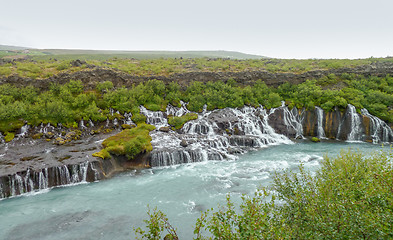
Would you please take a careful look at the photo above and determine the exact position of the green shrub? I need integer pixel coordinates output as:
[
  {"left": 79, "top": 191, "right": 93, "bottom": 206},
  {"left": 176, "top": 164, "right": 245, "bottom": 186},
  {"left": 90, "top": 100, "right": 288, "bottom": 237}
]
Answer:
[{"left": 131, "top": 113, "right": 147, "bottom": 124}]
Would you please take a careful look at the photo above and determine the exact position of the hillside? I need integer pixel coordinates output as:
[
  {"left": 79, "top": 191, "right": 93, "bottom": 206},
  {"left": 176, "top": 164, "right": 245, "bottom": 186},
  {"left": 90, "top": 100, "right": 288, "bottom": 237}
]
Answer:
[{"left": 0, "top": 45, "right": 265, "bottom": 60}]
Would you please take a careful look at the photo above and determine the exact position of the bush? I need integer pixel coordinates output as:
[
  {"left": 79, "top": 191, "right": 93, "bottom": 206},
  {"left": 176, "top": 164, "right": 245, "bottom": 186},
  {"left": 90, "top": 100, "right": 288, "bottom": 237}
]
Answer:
[{"left": 135, "top": 150, "right": 393, "bottom": 239}]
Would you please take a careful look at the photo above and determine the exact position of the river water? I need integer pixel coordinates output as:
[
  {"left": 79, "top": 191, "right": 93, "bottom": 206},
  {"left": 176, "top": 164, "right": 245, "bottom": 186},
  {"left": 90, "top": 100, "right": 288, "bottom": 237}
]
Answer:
[{"left": 0, "top": 141, "right": 386, "bottom": 240}]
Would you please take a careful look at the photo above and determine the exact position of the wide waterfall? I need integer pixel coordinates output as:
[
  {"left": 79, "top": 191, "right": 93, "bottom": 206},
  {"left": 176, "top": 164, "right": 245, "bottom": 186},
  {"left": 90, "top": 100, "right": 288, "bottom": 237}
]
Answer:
[{"left": 0, "top": 161, "right": 99, "bottom": 198}]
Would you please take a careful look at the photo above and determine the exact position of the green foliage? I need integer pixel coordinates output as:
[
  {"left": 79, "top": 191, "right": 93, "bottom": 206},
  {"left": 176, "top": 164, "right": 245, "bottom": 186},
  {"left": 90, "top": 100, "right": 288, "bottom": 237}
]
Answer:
[
  {"left": 136, "top": 150, "right": 393, "bottom": 239},
  {"left": 168, "top": 113, "right": 198, "bottom": 130},
  {"left": 134, "top": 206, "right": 178, "bottom": 240},
  {"left": 131, "top": 113, "right": 147, "bottom": 124},
  {"left": 96, "top": 81, "right": 114, "bottom": 93},
  {"left": 95, "top": 124, "right": 155, "bottom": 160}
]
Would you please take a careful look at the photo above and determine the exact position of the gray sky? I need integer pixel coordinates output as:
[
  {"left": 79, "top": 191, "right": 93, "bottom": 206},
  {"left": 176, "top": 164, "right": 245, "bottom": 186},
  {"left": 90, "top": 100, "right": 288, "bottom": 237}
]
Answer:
[{"left": 1, "top": 0, "right": 392, "bottom": 59}]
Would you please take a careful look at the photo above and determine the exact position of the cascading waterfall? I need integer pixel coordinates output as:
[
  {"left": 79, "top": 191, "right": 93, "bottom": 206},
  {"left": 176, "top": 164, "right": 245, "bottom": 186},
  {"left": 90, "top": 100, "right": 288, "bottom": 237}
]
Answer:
[
  {"left": 140, "top": 106, "right": 168, "bottom": 128},
  {"left": 347, "top": 104, "right": 363, "bottom": 141},
  {"left": 361, "top": 109, "right": 393, "bottom": 143},
  {"left": 166, "top": 101, "right": 190, "bottom": 117},
  {"left": 146, "top": 105, "right": 294, "bottom": 167},
  {"left": 315, "top": 107, "right": 326, "bottom": 139}
]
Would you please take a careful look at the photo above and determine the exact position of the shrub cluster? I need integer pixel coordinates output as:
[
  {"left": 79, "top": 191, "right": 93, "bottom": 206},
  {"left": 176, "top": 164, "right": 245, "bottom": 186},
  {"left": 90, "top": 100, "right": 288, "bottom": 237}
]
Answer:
[{"left": 1, "top": 73, "right": 393, "bottom": 134}]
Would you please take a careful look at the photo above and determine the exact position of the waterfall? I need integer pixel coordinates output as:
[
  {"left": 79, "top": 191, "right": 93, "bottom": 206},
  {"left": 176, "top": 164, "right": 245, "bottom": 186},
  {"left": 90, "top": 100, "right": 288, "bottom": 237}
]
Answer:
[
  {"left": 315, "top": 107, "right": 326, "bottom": 139},
  {"left": 281, "top": 102, "right": 304, "bottom": 139},
  {"left": 150, "top": 105, "right": 293, "bottom": 167},
  {"left": 80, "top": 119, "right": 87, "bottom": 130},
  {"left": 123, "top": 112, "right": 133, "bottom": 125},
  {"left": 17, "top": 125, "right": 30, "bottom": 138},
  {"left": 166, "top": 101, "right": 190, "bottom": 117},
  {"left": 361, "top": 109, "right": 393, "bottom": 143},
  {"left": 140, "top": 106, "right": 168, "bottom": 128},
  {"left": 1, "top": 161, "right": 98, "bottom": 199},
  {"left": 347, "top": 104, "right": 363, "bottom": 141},
  {"left": 88, "top": 119, "right": 95, "bottom": 127}
]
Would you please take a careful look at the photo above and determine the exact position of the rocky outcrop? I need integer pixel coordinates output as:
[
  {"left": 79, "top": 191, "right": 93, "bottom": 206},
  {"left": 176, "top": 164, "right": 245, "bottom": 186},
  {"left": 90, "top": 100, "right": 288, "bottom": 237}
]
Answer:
[{"left": 2, "top": 62, "right": 393, "bottom": 90}]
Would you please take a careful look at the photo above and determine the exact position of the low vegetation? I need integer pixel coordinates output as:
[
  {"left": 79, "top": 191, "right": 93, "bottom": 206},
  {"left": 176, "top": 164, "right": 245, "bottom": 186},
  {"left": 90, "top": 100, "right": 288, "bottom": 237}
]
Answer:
[
  {"left": 168, "top": 113, "right": 198, "bottom": 130},
  {"left": 135, "top": 150, "right": 393, "bottom": 239},
  {"left": 93, "top": 124, "right": 155, "bottom": 160}
]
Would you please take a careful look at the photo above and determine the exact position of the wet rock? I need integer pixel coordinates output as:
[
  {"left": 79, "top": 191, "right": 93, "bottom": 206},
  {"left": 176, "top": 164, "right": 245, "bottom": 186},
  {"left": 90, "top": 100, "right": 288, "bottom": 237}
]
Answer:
[
  {"left": 45, "top": 132, "right": 55, "bottom": 139},
  {"left": 180, "top": 139, "right": 188, "bottom": 147},
  {"left": 159, "top": 126, "right": 170, "bottom": 132},
  {"left": 54, "top": 137, "right": 66, "bottom": 145}
]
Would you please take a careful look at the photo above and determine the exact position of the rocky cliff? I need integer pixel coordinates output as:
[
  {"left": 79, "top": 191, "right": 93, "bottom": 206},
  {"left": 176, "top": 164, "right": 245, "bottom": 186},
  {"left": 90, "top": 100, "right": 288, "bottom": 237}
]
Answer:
[{"left": 2, "top": 62, "right": 393, "bottom": 90}]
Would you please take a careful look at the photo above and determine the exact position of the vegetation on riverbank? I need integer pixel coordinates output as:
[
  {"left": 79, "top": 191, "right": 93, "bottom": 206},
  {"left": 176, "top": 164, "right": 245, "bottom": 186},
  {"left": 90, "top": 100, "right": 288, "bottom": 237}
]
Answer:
[
  {"left": 1, "top": 71, "right": 393, "bottom": 134},
  {"left": 135, "top": 150, "right": 393, "bottom": 239}
]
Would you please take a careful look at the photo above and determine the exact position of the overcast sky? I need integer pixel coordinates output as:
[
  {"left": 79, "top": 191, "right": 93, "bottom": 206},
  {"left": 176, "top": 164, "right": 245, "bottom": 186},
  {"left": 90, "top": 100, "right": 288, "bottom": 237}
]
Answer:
[{"left": 1, "top": 0, "right": 392, "bottom": 59}]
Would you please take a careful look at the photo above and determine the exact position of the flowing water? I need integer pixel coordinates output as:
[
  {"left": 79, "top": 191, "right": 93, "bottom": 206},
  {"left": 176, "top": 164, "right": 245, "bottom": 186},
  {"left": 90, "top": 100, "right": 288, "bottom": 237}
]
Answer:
[{"left": 0, "top": 141, "right": 385, "bottom": 240}]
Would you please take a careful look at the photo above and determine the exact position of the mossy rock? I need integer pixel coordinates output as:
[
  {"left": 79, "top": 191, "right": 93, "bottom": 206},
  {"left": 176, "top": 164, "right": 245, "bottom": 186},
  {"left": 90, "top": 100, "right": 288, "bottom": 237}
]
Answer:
[
  {"left": 93, "top": 123, "right": 155, "bottom": 160},
  {"left": 121, "top": 124, "right": 135, "bottom": 129},
  {"left": 32, "top": 133, "right": 44, "bottom": 139},
  {"left": 311, "top": 137, "right": 321, "bottom": 142},
  {"left": 4, "top": 132, "right": 15, "bottom": 142},
  {"left": 92, "top": 149, "right": 111, "bottom": 159}
]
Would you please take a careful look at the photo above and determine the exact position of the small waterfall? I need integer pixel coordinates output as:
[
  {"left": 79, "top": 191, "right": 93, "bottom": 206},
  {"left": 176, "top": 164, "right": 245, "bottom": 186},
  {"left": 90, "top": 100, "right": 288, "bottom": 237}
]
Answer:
[
  {"left": 123, "top": 112, "right": 133, "bottom": 125},
  {"left": 281, "top": 102, "right": 304, "bottom": 139},
  {"left": 166, "top": 101, "right": 190, "bottom": 117},
  {"left": 17, "top": 125, "right": 30, "bottom": 138},
  {"left": 361, "top": 109, "right": 393, "bottom": 143},
  {"left": 315, "top": 107, "right": 326, "bottom": 139},
  {"left": 88, "top": 119, "right": 94, "bottom": 127},
  {"left": 113, "top": 118, "right": 119, "bottom": 127},
  {"left": 347, "top": 104, "right": 363, "bottom": 141},
  {"left": 80, "top": 119, "right": 87, "bottom": 130},
  {"left": 140, "top": 106, "right": 168, "bottom": 128},
  {"left": 38, "top": 168, "right": 49, "bottom": 190},
  {"left": 106, "top": 118, "right": 110, "bottom": 127}
]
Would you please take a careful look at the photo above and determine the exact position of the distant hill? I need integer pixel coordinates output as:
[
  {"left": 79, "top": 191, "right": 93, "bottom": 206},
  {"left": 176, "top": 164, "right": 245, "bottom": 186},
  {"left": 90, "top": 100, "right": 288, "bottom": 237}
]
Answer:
[
  {"left": 35, "top": 49, "right": 266, "bottom": 60},
  {"left": 0, "top": 44, "right": 266, "bottom": 60},
  {"left": 0, "top": 44, "right": 30, "bottom": 50}
]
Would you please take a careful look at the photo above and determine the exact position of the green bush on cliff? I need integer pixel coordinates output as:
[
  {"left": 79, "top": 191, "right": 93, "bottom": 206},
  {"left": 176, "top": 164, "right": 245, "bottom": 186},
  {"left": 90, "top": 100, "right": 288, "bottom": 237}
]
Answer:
[
  {"left": 4, "top": 132, "right": 15, "bottom": 142},
  {"left": 135, "top": 150, "right": 393, "bottom": 239},
  {"left": 94, "top": 123, "right": 155, "bottom": 160},
  {"left": 168, "top": 113, "right": 198, "bottom": 130}
]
